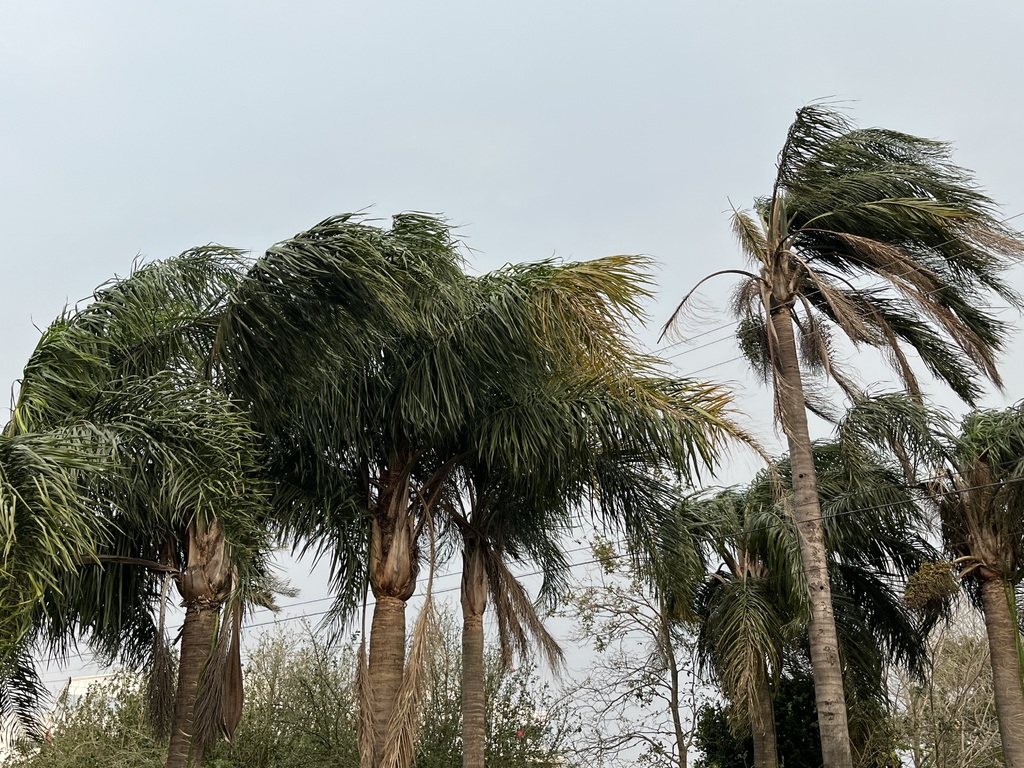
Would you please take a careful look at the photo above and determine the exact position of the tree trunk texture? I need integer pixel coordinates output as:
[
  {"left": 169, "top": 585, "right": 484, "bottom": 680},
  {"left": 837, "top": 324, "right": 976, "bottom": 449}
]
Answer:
[
  {"left": 980, "top": 577, "right": 1024, "bottom": 767},
  {"left": 166, "top": 519, "right": 232, "bottom": 768},
  {"left": 368, "top": 595, "right": 408, "bottom": 767},
  {"left": 365, "top": 469, "right": 418, "bottom": 768},
  {"left": 166, "top": 605, "right": 219, "bottom": 768},
  {"left": 461, "top": 542, "right": 488, "bottom": 768},
  {"left": 769, "top": 304, "right": 854, "bottom": 768},
  {"left": 751, "top": 672, "right": 778, "bottom": 768}
]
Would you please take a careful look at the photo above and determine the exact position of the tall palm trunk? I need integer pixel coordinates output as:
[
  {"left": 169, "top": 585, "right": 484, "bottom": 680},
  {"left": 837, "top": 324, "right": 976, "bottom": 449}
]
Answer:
[
  {"left": 769, "top": 301, "right": 853, "bottom": 768},
  {"left": 460, "top": 541, "right": 488, "bottom": 768},
  {"left": 979, "top": 576, "right": 1024, "bottom": 767},
  {"left": 366, "top": 470, "right": 418, "bottom": 768},
  {"left": 166, "top": 520, "right": 231, "bottom": 768},
  {"left": 166, "top": 605, "right": 219, "bottom": 768},
  {"left": 751, "top": 672, "right": 778, "bottom": 768},
  {"left": 368, "top": 595, "right": 407, "bottom": 764}
]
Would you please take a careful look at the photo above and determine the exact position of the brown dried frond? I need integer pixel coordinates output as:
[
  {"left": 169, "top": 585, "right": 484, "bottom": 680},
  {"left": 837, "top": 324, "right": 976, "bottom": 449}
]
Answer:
[
  {"left": 146, "top": 574, "right": 176, "bottom": 740},
  {"left": 486, "top": 550, "right": 564, "bottom": 673},
  {"left": 797, "top": 313, "right": 833, "bottom": 374},
  {"left": 146, "top": 632, "right": 176, "bottom": 740},
  {"left": 730, "top": 277, "right": 764, "bottom": 317},
  {"left": 193, "top": 598, "right": 244, "bottom": 750}
]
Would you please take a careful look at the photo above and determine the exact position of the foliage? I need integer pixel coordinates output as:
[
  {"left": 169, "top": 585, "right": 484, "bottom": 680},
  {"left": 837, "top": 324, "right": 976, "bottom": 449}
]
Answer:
[
  {"left": 892, "top": 615, "right": 1002, "bottom": 768},
  {"left": 206, "top": 627, "right": 360, "bottom": 768},
  {"left": 693, "top": 675, "right": 821, "bottom": 768},
  {"left": 413, "top": 610, "right": 578, "bottom": 768},
  {"left": 561, "top": 538, "right": 702, "bottom": 768},
  {"left": 12, "top": 619, "right": 578, "bottom": 768},
  {"left": 694, "top": 672, "right": 898, "bottom": 768},
  {"left": 8, "top": 673, "right": 165, "bottom": 768}
]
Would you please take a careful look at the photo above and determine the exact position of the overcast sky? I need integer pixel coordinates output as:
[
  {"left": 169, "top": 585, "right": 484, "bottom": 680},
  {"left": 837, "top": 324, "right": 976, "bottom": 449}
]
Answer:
[{"left": 6, "top": 0, "right": 1024, "bottom": 700}]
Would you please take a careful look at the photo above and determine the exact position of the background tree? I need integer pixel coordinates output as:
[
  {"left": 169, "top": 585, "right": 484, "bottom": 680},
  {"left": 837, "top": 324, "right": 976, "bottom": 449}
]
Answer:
[
  {"left": 892, "top": 611, "right": 1002, "bottom": 768},
  {"left": 693, "top": 673, "right": 823, "bottom": 768},
  {"left": 666, "top": 104, "right": 1024, "bottom": 768},
  {"left": 925, "top": 403, "right": 1024, "bottom": 766},
  {"left": 561, "top": 538, "right": 703, "bottom": 768}
]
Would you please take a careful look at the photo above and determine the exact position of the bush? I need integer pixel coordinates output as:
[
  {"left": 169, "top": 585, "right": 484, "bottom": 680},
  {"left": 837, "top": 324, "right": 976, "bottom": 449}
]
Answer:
[{"left": 8, "top": 673, "right": 164, "bottom": 768}]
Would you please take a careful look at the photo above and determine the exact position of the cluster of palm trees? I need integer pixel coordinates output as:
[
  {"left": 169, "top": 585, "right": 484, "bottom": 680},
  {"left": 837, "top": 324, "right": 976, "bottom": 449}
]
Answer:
[{"left": 4, "top": 103, "right": 1024, "bottom": 768}]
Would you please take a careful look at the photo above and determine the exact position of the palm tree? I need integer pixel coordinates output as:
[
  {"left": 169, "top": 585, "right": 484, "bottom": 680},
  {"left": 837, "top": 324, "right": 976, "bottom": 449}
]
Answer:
[
  {"left": 446, "top": 474, "right": 566, "bottom": 768},
  {"left": 666, "top": 104, "right": 1024, "bottom": 768},
  {"left": 927, "top": 403, "right": 1024, "bottom": 767},
  {"left": 219, "top": 213, "right": 475, "bottom": 768},
  {"left": 10, "top": 251, "right": 274, "bottom": 768},
  {"left": 442, "top": 255, "right": 751, "bottom": 768},
  {"left": 219, "top": 215, "right": 745, "bottom": 768},
  {"left": 685, "top": 433, "right": 936, "bottom": 768}
]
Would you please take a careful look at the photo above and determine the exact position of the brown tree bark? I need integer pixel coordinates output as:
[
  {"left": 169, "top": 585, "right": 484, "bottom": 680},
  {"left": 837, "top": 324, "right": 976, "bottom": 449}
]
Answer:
[
  {"left": 460, "top": 542, "right": 488, "bottom": 768},
  {"left": 751, "top": 672, "right": 778, "bottom": 768},
  {"left": 366, "top": 476, "right": 418, "bottom": 768},
  {"left": 769, "top": 302, "right": 853, "bottom": 768},
  {"left": 368, "top": 595, "right": 408, "bottom": 765},
  {"left": 166, "top": 605, "right": 219, "bottom": 768},
  {"left": 979, "top": 576, "right": 1024, "bottom": 768},
  {"left": 165, "top": 519, "right": 232, "bottom": 768}
]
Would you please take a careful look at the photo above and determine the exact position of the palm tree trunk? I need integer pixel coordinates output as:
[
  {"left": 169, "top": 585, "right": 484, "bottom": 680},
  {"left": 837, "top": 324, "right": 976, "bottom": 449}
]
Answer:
[
  {"left": 751, "top": 672, "right": 778, "bottom": 768},
  {"left": 769, "top": 303, "right": 853, "bottom": 768},
  {"left": 979, "top": 577, "right": 1024, "bottom": 767},
  {"left": 166, "top": 604, "right": 219, "bottom": 768},
  {"left": 460, "top": 542, "right": 488, "bottom": 768},
  {"left": 365, "top": 469, "right": 419, "bottom": 768},
  {"left": 166, "top": 520, "right": 232, "bottom": 768},
  {"left": 368, "top": 595, "right": 407, "bottom": 766}
]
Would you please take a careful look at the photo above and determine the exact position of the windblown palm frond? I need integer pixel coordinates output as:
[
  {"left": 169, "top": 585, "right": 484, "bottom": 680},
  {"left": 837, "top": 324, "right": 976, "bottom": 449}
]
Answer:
[{"left": 665, "top": 103, "right": 1024, "bottom": 768}]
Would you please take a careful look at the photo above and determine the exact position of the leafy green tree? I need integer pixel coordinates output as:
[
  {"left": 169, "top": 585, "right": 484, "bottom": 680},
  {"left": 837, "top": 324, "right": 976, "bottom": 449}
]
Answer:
[
  {"left": 694, "top": 674, "right": 821, "bottom": 768},
  {"left": 666, "top": 104, "right": 1024, "bottom": 768},
  {"left": 9, "top": 251, "right": 275, "bottom": 768}
]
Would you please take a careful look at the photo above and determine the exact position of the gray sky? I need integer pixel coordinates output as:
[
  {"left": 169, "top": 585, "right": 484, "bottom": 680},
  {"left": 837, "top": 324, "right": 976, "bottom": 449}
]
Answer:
[{"left": 7, "top": 0, "right": 1024, "bottom": 717}]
